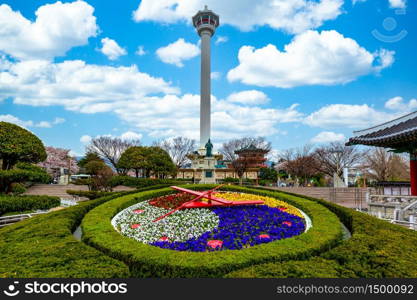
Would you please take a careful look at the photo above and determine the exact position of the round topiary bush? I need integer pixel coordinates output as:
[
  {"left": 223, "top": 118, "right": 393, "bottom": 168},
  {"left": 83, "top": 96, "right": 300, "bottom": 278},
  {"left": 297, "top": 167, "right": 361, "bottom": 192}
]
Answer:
[{"left": 81, "top": 185, "right": 344, "bottom": 277}]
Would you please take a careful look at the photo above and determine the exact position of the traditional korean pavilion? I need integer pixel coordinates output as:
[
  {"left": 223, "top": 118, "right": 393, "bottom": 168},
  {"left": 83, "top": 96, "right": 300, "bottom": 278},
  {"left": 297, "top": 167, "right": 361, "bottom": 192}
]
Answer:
[
  {"left": 234, "top": 144, "right": 268, "bottom": 168},
  {"left": 346, "top": 111, "right": 417, "bottom": 195}
]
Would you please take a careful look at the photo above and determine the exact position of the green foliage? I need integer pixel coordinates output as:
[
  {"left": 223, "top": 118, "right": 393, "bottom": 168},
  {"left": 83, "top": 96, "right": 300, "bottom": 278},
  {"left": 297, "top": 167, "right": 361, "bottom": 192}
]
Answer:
[
  {"left": 0, "top": 122, "right": 47, "bottom": 170},
  {"left": 109, "top": 176, "right": 181, "bottom": 188},
  {"left": 9, "top": 183, "right": 26, "bottom": 195},
  {"left": 225, "top": 188, "right": 417, "bottom": 278},
  {"left": 258, "top": 179, "right": 274, "bottom": 186},
  {"left": 77, "top": 152, "right": 103, "bottom": 168},
  {"left": 117, "top": 146, "right": 147, "bottom": 178},
  {"left": 0, "top": 192, "right": 131, "bottom": 278},
  {"left": 225, "top": 257, "right": 342, "bottom": 278},
  {"left": 66, "top": 190, "right": 111, "bottom": 200},
  {"left": 0, "top": 195, "right": 60, "bottom": 215},
  {"left": 259, "top": 167, "right": 278, "bottom": 181},
  {"left": 81, "top": 185, "right": 343, "bottom": 278},
  {"left": 66, "top": 183, "right": 176, "bottom": 200},
  {"left": 117, "top": 146, "right": 176, "bottom": 178},
  {"left": 0, "top": 168, "right": 51, "bottom": 193},
  {"left": 222, "top": 177, "right": 253, "bottom": 184}
]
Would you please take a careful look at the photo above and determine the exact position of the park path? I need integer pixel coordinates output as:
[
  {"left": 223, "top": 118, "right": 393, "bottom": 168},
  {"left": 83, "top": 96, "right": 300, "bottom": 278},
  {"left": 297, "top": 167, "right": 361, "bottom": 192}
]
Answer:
[
  {"left": 24, "top": 184, "right": 134, "bottom": 199},
  {"left": 263, "top": 186, "right": 370, "bottom": 210}
]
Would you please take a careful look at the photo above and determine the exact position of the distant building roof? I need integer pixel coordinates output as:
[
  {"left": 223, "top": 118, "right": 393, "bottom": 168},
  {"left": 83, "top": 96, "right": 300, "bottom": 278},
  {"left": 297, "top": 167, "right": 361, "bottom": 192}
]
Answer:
[
  {"left": 346, "top": 110, "right": 417, "bottom": 149},
  {"left": 235, "top": 144, "right": 269, "bottom": 154}
]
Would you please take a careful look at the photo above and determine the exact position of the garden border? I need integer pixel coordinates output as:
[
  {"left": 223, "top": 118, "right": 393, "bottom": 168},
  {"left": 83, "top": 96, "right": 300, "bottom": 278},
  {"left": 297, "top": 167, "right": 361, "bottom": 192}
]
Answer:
[{"left": 81, "top": 184, "right": 344, "bottom": 277}]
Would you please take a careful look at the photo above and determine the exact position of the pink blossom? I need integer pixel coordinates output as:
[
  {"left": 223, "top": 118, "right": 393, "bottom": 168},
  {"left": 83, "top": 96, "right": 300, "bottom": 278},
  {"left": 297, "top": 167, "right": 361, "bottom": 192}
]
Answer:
[
  {"left": 258, "top": 234, "right": 270, "bottom": 239},
  {"left": 207, "top": 240, "right": 223, "bottom": 249}
]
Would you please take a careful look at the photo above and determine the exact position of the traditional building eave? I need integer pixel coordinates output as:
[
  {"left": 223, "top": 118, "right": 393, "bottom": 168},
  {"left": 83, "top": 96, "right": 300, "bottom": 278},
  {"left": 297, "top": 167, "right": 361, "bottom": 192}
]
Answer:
[{"left": 346, "top": 110, "right": 417, "bottom": 149}]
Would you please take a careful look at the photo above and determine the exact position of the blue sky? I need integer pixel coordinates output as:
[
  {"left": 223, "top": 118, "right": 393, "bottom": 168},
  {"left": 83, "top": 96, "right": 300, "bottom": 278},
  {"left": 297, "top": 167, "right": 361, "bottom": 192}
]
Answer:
[{"left": 0, "top": 0, "right": 416, "bottom": 156}]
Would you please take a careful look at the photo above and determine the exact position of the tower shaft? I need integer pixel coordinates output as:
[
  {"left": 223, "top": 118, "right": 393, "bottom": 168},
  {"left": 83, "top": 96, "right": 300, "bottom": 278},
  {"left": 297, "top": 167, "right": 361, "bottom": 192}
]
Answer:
[{"left": 200, "top": 30, "right": 211, "bottom": 148}]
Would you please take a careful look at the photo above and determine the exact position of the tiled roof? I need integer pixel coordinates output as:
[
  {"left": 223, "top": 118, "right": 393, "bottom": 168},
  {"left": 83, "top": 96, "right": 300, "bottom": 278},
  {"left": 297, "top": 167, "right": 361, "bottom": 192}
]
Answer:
[{"left": 346, "top": 111, "right": 417, "bottom": 148}]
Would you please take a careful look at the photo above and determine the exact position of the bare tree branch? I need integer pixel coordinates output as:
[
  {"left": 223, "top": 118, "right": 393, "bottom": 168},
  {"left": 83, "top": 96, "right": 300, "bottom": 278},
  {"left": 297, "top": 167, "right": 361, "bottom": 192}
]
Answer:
[
  {"left": 86, "top": 136, "right": 141, "bottom": 174},
  {"left": 313, "top": 142, "right": 364, "bottom": 177},
  {"left": 155, "top": 137, "right": 196, "bottom": 169}
]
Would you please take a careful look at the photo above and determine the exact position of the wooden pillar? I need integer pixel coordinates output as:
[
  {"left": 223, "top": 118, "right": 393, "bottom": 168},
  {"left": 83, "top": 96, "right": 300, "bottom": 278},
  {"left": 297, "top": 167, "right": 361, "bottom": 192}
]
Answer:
[{"left": 410, "top": 152, "right": 417, "bottom": 196}]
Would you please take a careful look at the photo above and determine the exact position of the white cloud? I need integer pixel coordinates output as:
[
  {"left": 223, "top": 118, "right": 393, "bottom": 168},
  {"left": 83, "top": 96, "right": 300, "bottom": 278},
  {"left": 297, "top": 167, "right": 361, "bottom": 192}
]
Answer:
[
  {"left": 0, "top": 114, "right": 62, "bottom": 128},
  {"left": 353, "top": 0, "right": 406, "bottom": 9},
  {"left": 112, "top": 94, "right": 302, "bottom": 141},
  {"left": 385, "top": 96, "right": 417, "bottom": 112},
  {"left": 100, "top": 38, "right": 127, "bottom": 60},
  {"left": 210, "top": 72, "right": 221, "bottom": 80},
  {"left": 135, "top": 45, "right": 146, "bottom": 56},
  {"left": 304, "top": 104, "right": 392, "bottom": 129},
  {"left": 53, "top": 117, "right": 66, "bottom": 125},
  {"left": 227, "top": 90, "right": 270, "bottom": 105},
  {"left": 215, "top": 36, "right": 228, "bottom": 45},
  {"left": 311, "top": 131, "right": 346, "bottom": 143},
  {"left": 133, "top": 0, "right": 343, "bottom": 34},
  {"left": 228, "top": 30, "right": 395, "bottom": 88},
  {"left": 156, "top": 38, "right": 200, "bottom": 67},
  {"left": 0, "top": 58, "right": 179, "bottom": 110},
  {"left": 0, "top": 1, "right": 98, "bottom": 60},
  {"left": 389, "top": 0, "right": 406, "bottom": 9},
  {"left": 80, "top": 135, "right": 92, "bottom": 144},
  {"left": 120, "top": 131, "right": 143, "bottom": 141}
]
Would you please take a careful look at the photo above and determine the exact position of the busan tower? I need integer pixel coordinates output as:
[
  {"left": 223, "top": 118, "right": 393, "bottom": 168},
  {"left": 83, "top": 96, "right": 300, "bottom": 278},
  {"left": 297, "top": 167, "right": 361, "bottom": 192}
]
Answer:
[{"left": 192, "top": 6, "right": 219, "bottom": 149}]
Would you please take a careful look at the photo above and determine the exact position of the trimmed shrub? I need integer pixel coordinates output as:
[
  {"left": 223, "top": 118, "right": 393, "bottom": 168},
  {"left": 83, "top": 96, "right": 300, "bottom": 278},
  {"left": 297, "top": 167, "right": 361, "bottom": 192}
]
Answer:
[
  {"left": 66, "top": 190, "right": 110, "bottom": 200},
  {"left": 9, "top": 183, "right": 26, "bottom": 195},
  {"left": 225, "top": 188, "right": 417, "bottom": 278},
  {"left": 108, "top": 176, "right": 182, "bottom": 188},
  {"left": 0, "top": 168, "right": 51, "bottom": 193},
  {"left": 81, "top": 185, "right": 343, "bottom": 278},
  {"left": 0, "top": 195, "right": 60, "bottom": 215},
  {"left": 0, "top": 192, "right": 133, "bottom": 277},
  {"left": 225, "top": 257, "right": 342, "bottom": 278}
]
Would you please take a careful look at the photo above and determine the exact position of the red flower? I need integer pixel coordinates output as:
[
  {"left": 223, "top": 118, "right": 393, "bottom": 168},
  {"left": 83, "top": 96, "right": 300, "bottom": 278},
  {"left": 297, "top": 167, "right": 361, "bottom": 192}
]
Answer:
[
  {"left": 159, "top": 236, "right": 169, "bottom": 242},
  {"left": 279, "top": 207, "right": 287, "bottom": 211},
  {"left": 133, "top": 209, "right": 144, "bottom": 214},
  {"left": 131, "top": 224, "right": 140, "bottom": 229},
  {"left": 282, "top": 221, "right": 292, "bottom": 227},
  {"left": 258, "top": 234, "right": 270, "bottom": 239},
  {"left": 207, "top": 240, "right": 223, "bottom": 249}
]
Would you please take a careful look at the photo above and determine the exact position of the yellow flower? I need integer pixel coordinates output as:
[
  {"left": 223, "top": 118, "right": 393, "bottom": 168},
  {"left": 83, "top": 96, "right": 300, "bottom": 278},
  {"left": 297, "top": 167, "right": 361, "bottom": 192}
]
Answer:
[{"left": 212, "top": 192, "right": 304, "bottom": 218}]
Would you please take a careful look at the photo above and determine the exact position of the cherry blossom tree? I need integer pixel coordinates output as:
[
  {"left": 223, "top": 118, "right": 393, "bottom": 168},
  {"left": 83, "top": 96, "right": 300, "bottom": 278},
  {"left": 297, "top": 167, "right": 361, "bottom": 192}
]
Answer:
[{"left": 38, "top": 146, "right": 79, "bottom": 177}]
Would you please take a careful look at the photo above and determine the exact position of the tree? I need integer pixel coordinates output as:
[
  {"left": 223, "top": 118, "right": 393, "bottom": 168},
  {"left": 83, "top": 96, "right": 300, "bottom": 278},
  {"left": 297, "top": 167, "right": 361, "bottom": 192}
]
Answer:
[
  {"left": 279, "top": 145, "right": 319, "bottom": 185},
  {"left": 259, "top": 167, "right": 278, "bottom": 181},
  {"left": 156, "top": 137, "right": 196, "bottom": 168},
  {"left": 78, "top": 152, "right": 102, "bottom": 168},
  {"left": 84, "top": 160, "right": 114, "bottom": 191},
  {"left": 117, "top": 146, "right": 176, "bottom": 178},
  {"left": 363, "top": 147, "right": 409, "bottom": 182},
  {"left": 220, "top": 137, "right": 271, "bottom": 185},
  {"left": 117, "top": 146, "right": 148, "bottom": 178},
  {"left": 0, "top": 122, "right": 47, "bottom": 170},
  {"left": 313, "top": 142, "right": 363, "bottom": 178},
  {"left": 38, "top": 146, "right": 79, "bottom": 177},
  {"left": 86, "top": 136, "right": 141, "bottom": 174}
]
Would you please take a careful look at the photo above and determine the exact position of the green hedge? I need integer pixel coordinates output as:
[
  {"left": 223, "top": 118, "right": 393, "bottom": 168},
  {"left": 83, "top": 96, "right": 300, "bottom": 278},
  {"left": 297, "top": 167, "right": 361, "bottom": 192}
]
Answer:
[
  {"left": 67, "top": 184, "right": 182, "bottom": 200},
  {"left": 0, "top": 195, "right": 60, "bottom": 215},
  {"left": 108, "top": 176, "right": 184, "bottom": 188},
  {"left": 225, "top": 188, "right": 417, "bottom": 278},
  {"left": 0, "top": 192, "right": 132, "bottom": 278},
  {"left": 81, "top": 185, "right": 343, "bottom": 278}
]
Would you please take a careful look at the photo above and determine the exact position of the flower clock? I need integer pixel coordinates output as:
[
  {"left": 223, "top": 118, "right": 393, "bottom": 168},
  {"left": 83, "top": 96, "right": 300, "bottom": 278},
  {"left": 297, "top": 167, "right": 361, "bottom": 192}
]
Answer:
[{"left": 111, "top": 187, "right": 307, "bottom": 252}]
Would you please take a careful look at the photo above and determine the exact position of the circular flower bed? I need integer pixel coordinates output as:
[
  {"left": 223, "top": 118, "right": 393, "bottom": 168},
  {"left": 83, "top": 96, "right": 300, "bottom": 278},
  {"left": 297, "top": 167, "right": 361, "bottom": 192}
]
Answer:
[{"left": 112, "top": 192, "right": 306, "bottom": 252}]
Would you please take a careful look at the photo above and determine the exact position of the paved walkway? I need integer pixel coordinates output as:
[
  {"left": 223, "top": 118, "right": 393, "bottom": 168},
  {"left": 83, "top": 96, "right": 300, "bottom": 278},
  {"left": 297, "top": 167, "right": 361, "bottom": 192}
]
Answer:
[
  {"left": 24, "top": 184, "right": 134, "bottom": 199},
  {"left": 264, "top": 186, "right": 369, "bottom": 209}
]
